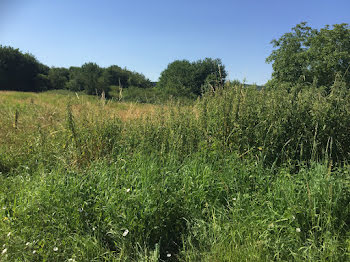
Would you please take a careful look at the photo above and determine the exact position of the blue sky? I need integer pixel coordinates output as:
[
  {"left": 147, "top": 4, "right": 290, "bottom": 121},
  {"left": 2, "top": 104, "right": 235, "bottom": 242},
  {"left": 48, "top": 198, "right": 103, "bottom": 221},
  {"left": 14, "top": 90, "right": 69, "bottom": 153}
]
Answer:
[{"left": 0, "top": 0, "right": 349, "bottom": 84}]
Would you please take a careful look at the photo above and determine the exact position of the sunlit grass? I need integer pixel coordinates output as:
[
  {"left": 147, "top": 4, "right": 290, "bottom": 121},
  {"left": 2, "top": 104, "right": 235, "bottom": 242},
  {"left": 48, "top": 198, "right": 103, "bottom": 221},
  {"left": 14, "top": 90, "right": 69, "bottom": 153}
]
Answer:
[{"left": 1, "top": 86, "right": 350, "bottom": 261}]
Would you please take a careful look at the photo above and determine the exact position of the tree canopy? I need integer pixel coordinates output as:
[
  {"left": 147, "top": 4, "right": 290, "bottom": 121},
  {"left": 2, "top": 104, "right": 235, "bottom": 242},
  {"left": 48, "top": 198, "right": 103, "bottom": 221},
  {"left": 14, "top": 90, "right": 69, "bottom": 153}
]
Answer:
[
  {"left": 0, "top": 45, "right": 49, "bottom": 91},
  {"left": 48, "top": 67, "right": 69, "bottom": 90},
  {"left": 157, "top": 58, "right": 227, "bottom": 97},
  {"left": 0, "top": 45, "right": 153, "bottom": 96},
  {"left": 266, "top": 22, "right": 350, "bottom": 87},
  {"left": 64, "top": 64, "right": 152, "bottom": 95}
]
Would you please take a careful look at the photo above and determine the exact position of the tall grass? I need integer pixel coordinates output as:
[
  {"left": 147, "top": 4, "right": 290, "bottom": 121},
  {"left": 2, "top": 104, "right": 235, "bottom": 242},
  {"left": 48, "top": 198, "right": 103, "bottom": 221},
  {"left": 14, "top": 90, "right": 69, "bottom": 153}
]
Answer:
[
  {"left": 1, "top": 84, "right": 350, "bottom": 261},
  {"left": 197, "top": 83, "right": 350, "bottom": 166}
]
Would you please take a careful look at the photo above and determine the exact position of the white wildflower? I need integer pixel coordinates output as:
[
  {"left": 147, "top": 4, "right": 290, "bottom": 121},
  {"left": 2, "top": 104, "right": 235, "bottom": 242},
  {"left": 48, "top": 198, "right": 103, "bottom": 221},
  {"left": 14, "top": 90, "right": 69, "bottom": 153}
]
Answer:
[
  {"left": 33, "top": 250, "right": 36, "bottom": 254},
  {"left": 232, "top": 197, "right": 237, "bottom": 201},
  {"left": 126, "top": 188, "right": 131, "bottom": 193},
  {"left": 167, "top": 253, "right": 171, "bottom": 257},
  {"left": 53, "top": 247, "right": 58, "bottom": 251},
  {"left": 25, "top": 242, "right": 30, "bottom": 246},
  {"left": 122, "top": 229, "right": 129, "bottom": 237},
  {"left": 2, "top": 248, "right": 7, "bottom": 255},
  {"left": 296, "top": 227, "right": 301, "bottom": 233}
]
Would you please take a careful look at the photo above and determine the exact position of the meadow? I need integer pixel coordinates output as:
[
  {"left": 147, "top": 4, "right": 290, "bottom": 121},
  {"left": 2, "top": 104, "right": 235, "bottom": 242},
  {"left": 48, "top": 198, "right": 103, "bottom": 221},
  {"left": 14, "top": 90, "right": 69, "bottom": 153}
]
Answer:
[{"left": 1, "top": 83, "right": 350, "bottom": 261}]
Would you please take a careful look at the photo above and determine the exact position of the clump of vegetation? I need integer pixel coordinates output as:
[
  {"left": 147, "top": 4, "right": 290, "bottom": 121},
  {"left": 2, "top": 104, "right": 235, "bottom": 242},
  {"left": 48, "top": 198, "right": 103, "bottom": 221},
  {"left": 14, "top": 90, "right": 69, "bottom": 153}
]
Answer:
[
  {"left": 156, "top": 58, "right": 226, "bottom": 98},
  {"left": 0, "top": 46, "right": 49, "bottom": 92},
  {"left": 266, "top": 22, "right": 350, "bottom": 87},
  {"left": 0, "top": 46, "right": 153, "bottom": 97}
]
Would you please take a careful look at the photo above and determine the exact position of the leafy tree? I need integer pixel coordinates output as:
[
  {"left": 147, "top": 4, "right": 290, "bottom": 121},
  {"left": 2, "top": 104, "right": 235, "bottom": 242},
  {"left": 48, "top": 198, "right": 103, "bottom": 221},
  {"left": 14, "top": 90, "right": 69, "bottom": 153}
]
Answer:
[
  {"left": 194, "top": 58, "right": 227, "bottom": 94},
  {"left": 80, "top": 62, "right": 102, "bottom": 95},
  {"left": 48, "top": 67, "right": 69, "bottom": 90},
  {"left": 308, "top": 23, "right": 350, "bottom": 86},
  {"left": 157, "top": 58, "right": 226, "bottom": 97},
  {"left": 266, "top": 22, "right": 350, "bottom": 87},
  {"left": 65, "top": 67, "right": 85, "bottom": 91},
  {"left": 0, "top": 45, "right": 49, "bottom": 91},
  {"left": 157, "top": 60, "right": 196, "bottom": 97},
  {"left": 65, "top": 63, "right": 109, "bottom": 96},
  {"left": 104, "top": 65, "right": 129, "bottom": 88},
  {"left": 34, "top": 73, "right": 51, "bottom": 91},
  {"left": 80, "top": 62, "right": 110, "bottom": 96},
  {"left": 127, "top": 71, "right": 152, "bottom": 88},
  {"left": 103, "top": 66, "right": 152, "bottom": 89}
]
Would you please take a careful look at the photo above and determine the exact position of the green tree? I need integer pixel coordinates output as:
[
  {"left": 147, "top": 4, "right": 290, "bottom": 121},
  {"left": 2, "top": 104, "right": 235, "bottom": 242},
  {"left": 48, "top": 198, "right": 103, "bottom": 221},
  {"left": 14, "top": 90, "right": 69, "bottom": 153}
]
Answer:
[
  {"left": 66, "top": 63, "right": 109, "bottom": 96},
  {"left": 65, "top": 66, "right": 85, "bottom": 92},
  {"left": 157, "top": 58, "right": 226, "bottom": 98},
  {"left": 266, "top": 22, "right": 350, "bottom": 87},
  {"left": 48, "top": 67, "right": 69, "bottom": 90},
  {"left": 308, "top": 23, "right": 350, "bottom": 86},
  {"left": 81, "top": 62, "right": 110, "bottom": 96},
  {"left": 0, "top": 45, "right": 49, "bottom": 91},
  {"left": 194, "top": 58, "right": 227, "bottom": 94},
  {"left": 127, "top": 71, "right": 152, "bottom": 88},
  {"left": 157, "top": 60, "right": 196, "bottom": 97},
  {"left": 104, "top": 65, "right": 129, "bottom": 88}
]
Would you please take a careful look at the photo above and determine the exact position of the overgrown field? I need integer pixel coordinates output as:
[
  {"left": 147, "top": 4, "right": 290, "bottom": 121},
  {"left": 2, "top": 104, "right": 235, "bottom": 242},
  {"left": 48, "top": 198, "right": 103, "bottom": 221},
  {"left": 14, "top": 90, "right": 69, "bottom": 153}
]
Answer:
[{"left": 1, "top": 85, "right": 350, "bottom": 261}]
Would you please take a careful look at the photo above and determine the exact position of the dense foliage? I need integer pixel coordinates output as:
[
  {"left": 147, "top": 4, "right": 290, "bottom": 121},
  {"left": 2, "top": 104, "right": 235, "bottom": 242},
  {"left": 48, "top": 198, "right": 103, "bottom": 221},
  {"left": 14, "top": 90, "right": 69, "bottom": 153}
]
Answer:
[
  {"left": 266, "top": 22, "right": 350, "bottom": 87},
  {"left": 157, "top": 58, "right": 227, "bottom": 98},
  {"left": 64, "top": 64, "right": 153, "bottom": 96},
  {"left": 48, "top": 67, "right": 70, "bottom": 90},
  {"left": 0, "top": 45, "right": 152, "bottom": 95},
  {"left": 0, "top": 46, "right": 50, "bottom": 92}
]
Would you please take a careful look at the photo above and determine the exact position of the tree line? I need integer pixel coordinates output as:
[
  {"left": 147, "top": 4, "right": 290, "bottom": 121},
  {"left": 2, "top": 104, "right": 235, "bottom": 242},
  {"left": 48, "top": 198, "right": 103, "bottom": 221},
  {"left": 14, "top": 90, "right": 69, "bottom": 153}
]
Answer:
[
  {"left": 1, "top": 22, "right": 349, "bottom": 98},
  {"left": 0, "top": 46, "right": 152, "bottom": 95},
  {"left": 0, "top": 45, "right": 228, "bottom": 98}
]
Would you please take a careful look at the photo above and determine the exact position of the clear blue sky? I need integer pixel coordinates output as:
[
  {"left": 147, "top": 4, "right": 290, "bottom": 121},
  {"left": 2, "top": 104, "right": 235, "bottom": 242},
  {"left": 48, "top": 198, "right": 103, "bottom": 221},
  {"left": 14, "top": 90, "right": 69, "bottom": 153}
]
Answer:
[{"left": 1, "top": 0, "right": 349, "bottom": 84}]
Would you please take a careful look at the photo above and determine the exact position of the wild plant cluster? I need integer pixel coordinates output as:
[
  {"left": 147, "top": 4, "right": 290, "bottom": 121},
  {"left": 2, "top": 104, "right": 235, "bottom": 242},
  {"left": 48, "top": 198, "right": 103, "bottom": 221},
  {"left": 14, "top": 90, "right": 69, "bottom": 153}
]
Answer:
[{"left": 1, "top": 83, "right": 350, "bottom": 261}]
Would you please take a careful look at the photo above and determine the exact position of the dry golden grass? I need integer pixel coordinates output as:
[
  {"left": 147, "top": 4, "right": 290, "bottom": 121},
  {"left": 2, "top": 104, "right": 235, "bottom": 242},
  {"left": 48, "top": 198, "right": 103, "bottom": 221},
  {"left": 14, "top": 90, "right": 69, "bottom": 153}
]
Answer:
[
  {"left": 0, "top": 90, "right": 161, "bottom": 125},
  {"left": 0, "top": 91, "right": 186, "bottom": 151}
]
